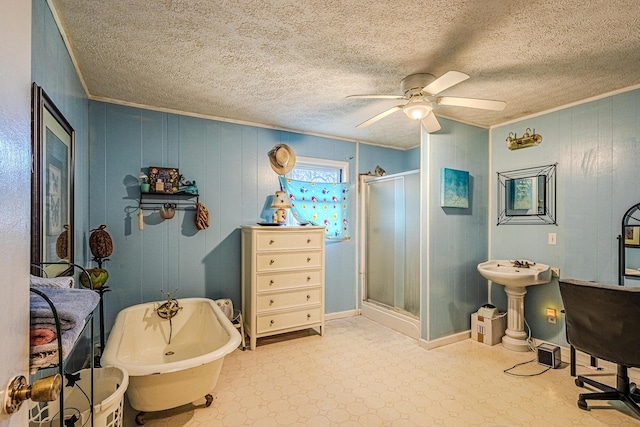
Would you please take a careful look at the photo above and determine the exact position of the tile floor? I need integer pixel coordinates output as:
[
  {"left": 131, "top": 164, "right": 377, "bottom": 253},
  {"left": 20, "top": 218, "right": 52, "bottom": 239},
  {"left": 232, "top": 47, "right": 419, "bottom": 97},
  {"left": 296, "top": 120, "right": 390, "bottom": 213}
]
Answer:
[{"left": 123, "top": 316, "right": 640, "bottom": 426}]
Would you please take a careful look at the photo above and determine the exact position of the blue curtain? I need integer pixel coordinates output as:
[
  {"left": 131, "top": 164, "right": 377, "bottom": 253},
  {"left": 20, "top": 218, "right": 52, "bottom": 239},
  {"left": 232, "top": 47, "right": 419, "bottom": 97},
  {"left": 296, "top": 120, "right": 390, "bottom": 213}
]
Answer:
[{"left": 279, "top": 176, "right": 350, "bottom": 240}]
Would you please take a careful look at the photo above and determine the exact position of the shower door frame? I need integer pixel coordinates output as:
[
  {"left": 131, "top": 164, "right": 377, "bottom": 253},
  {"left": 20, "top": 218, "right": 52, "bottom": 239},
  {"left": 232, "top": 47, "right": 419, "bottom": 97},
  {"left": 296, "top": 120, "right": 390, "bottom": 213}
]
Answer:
[{"left": 359, "top": 170, "right": 421, "bottom": 340}]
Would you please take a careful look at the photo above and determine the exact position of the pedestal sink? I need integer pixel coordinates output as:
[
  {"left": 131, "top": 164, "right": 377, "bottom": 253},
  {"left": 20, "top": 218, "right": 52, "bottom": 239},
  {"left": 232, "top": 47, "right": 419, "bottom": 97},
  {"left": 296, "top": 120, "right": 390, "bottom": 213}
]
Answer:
[{"left": 477, "top": 260, "right": 552, "bottom": 352}]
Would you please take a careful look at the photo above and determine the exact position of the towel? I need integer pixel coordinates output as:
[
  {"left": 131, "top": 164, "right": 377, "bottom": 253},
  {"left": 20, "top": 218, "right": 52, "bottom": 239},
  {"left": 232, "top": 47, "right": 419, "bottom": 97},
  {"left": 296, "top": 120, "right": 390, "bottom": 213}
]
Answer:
[
  {"left": 29, "top": 351, "right": 58, "bottom": 374},
  {"left": 30, "top": 320, "right": 89, "bottom": 372},
  {"left": 30, "top": 287, "right": 100, "bottom": 332},
  {"left": 29, "top": 287, "right": 99, "bottom": 373},
  {"left": 30, "top": 274, "right": 74, "bottom": 289},
  {"left": 30, "top": 320, "right": 82, "bottom": 359},
  {"left": 30, "top": 328, "right": 57, "bottom": 346}
]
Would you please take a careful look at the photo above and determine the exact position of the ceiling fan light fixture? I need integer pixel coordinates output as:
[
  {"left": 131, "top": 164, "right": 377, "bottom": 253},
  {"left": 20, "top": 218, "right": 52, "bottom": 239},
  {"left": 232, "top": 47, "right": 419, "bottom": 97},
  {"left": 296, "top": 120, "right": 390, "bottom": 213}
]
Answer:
[{"left": 403, "top": 100, "right": 432, "bottom": 121}]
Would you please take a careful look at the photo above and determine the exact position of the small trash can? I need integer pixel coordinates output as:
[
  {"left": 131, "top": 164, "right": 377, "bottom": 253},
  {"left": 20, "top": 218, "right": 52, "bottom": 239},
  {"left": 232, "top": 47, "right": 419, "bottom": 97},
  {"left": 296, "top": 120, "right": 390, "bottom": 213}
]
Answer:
[{"left": 29, "top": 366, "right": 129, "bottom": 427}]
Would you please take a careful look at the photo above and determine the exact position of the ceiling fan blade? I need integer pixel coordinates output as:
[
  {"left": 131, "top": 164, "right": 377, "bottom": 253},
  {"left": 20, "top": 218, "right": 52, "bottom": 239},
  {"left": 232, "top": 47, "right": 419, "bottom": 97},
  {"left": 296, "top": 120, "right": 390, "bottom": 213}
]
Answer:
[
  {"left": 347, "top": 94, "right": 405, "bottom": 99},
  {"left": 421, "top": 111, "right": 441, "bottom": 133},
  {"left": 356, "top": 105, "right": 403, "bottom": 128},
  {"left": 423, "top": 71, "right": 469, "bottom": 95},
  {"left": 436, "top": 96, "right": 506, "bottom": 111}
]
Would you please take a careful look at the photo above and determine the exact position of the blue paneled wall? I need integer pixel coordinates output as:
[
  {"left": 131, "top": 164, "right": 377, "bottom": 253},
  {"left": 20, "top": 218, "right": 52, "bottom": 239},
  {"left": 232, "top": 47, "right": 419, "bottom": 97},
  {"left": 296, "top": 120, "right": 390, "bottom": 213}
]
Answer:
[
  {"left": 88, "top": 101, "right": 416, "bottom": 332},
  {"left": 32, "top": 0, "right": 90, "bottom": 266},
  {"left": 490, "top": 89, "right": 640, "bottom": 346},
  {"left": 423, "top": 118, "right": 490, "bottom": 341}
]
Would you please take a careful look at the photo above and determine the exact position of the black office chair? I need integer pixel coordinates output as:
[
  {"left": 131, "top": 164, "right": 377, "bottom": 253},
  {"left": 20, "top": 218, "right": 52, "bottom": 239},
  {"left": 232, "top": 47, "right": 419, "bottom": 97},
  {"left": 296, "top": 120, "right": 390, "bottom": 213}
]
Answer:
[{"left": 559, "top": 279, "right": 640, "bottom": 417}]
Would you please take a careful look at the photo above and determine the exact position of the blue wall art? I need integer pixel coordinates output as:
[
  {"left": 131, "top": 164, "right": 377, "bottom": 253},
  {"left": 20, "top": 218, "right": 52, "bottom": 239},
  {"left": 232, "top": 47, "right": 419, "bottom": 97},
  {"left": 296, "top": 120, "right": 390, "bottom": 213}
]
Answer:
[{"left": 440, "top": 168, "right": 469, "bottom": 208}]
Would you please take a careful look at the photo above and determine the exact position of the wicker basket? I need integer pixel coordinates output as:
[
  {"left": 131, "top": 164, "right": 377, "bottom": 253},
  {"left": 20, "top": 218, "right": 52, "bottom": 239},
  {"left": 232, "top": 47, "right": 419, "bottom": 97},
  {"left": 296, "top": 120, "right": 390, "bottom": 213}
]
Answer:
[{"left": 29, "top": 366, "right": 128, "bottom": 427}]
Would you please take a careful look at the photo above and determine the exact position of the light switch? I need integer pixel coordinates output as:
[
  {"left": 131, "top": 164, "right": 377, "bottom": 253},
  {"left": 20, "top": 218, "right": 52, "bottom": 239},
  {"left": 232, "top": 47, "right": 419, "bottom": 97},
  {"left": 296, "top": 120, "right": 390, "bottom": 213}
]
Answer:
[{"left": 548, "top": 233, "right": 557, "bottom": 245}]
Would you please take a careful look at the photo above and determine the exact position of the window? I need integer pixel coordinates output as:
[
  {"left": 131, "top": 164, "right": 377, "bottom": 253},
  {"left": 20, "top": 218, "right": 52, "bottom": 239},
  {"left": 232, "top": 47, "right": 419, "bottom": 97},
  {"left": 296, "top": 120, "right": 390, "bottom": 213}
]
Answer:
[
  {"left": 283, "top": 156, "right": 349, "bottom": 227},
  {"left": 287, "top": 156, "right": 349, "bottom": 183}
]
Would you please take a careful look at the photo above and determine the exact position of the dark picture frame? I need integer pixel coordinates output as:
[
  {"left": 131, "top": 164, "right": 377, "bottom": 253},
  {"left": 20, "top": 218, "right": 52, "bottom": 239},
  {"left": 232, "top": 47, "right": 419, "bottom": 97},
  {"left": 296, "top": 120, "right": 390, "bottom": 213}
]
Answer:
[
  {"left": 31, "top": 83, "right": 75, "bottom": 276},
  {"left": 497, "top": 163, "right": 556, "bottom": 226},
  {"left": 147, "top": 166, "right": 180, "bottom": 194}
]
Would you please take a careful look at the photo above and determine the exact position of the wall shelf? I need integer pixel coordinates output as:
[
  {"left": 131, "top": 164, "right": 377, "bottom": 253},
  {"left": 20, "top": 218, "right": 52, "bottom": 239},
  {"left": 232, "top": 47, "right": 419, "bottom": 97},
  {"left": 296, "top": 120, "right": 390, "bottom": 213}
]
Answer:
[{"left": 139, "top": 192, "right": 199, "bottom": 211}]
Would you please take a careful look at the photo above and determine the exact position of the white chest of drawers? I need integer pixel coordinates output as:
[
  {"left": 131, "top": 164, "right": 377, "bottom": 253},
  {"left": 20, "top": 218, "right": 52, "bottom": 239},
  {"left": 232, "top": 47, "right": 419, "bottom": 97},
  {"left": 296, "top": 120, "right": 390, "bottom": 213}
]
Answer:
[{"left": 241, "top": 225, "right": 325, "bottom": 350}]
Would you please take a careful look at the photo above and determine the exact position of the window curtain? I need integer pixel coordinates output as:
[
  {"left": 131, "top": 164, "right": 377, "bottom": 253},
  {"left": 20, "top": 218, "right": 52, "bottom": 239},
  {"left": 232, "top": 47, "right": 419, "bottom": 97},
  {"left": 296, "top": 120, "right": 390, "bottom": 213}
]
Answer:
[{"left": 279, "top": 176, "right": 350, "bottom": 240}]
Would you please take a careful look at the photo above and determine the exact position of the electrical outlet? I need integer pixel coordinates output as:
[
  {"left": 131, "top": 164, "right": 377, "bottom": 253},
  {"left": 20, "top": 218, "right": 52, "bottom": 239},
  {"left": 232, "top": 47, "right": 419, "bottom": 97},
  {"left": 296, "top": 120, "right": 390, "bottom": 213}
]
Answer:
[
  {"left": 551, "top": 268, "right": 560, "bottom": 277},
  {"left": 548, "top": 233, "right": 557, "bottom": 245}
]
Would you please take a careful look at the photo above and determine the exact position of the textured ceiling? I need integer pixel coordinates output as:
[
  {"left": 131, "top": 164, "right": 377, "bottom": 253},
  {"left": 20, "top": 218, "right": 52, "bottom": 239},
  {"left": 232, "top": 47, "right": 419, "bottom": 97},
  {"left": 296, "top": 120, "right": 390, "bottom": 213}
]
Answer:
[{"left": 51, "top": 0, "right": 640, "bottom": 149}]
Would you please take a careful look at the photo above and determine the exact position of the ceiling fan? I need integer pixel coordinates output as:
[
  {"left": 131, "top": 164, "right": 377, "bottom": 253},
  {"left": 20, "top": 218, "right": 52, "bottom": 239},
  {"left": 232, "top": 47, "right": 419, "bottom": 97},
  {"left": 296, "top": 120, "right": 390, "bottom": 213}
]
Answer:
[{"left": 347, "top": 71, "right": 506, "bottom": 133}]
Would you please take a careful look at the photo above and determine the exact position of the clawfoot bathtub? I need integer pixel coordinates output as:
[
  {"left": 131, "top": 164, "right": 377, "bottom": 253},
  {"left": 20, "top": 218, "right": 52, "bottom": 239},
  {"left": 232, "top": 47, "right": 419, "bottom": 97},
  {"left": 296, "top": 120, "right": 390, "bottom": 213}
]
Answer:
[{"left": 102, "top": 298, "right": 241, "bottom": 423}]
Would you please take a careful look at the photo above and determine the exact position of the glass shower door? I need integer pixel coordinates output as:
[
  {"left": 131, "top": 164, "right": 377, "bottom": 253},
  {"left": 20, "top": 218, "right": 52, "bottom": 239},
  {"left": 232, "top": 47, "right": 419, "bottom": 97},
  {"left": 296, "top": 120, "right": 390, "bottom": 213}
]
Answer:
[{"left": 365, "top": 171, "right": 420, "bottom": 318}]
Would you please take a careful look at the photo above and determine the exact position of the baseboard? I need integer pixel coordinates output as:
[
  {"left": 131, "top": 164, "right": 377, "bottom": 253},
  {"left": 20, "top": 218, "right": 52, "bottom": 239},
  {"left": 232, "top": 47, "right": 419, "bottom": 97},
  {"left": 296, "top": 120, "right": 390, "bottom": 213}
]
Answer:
[
  {"left": 361, "top": 301, "right": 420, "bottom": 339},
  {"left": 419, "top": 330, "right": 471, "bottom": 350},
  {"left": 325, "top": 310, "right": 358, "bottom": 321}
]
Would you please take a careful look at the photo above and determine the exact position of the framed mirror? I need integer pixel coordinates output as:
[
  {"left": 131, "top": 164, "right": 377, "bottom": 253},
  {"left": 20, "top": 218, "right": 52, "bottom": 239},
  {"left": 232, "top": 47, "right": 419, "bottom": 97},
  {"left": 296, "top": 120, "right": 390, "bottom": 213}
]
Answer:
[
  {"left": 31, "top": 83, "right": 75, "bottom": 276},
  {"left": 497, "top": 163, "right": 556, "bottom": 225},
  {"left": 620, "top": 203, "right": 640, "bottom": 283}
]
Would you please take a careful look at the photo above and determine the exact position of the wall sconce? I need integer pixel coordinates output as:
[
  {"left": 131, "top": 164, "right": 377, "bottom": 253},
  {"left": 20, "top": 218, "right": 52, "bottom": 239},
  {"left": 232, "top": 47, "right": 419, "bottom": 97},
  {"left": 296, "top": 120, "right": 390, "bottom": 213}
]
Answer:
[{"left": 506, "top": 128, "right": 543, "bottom": 150}]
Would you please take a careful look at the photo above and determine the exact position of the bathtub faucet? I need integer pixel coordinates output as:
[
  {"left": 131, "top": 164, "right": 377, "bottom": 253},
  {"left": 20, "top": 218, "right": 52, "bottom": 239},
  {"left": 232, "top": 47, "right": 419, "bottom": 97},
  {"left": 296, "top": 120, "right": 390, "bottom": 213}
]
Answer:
[{"left": 156, "top": 290, "right": 182, "bottom": 320}]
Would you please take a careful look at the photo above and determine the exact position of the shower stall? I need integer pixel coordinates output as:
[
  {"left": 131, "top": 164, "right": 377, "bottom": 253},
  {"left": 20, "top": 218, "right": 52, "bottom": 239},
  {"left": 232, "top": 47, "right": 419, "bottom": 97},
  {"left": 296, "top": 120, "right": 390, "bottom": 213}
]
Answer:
[{"left": 360, "top": 170, "right": 421, "bottom": 339}]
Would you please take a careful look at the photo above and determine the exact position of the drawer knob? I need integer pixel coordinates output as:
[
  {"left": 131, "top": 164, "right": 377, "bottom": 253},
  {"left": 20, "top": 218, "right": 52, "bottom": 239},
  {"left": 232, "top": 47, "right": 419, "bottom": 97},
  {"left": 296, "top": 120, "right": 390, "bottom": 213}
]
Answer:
[
  {"left": 306, "top": 295, "right": 311, "bottom": 300},
  {"left": 307, "top": 314, "right": 311, "bottom": 319},
  {"left": 269, "top": 239, "right": 274, "bottom": 244},
  {"left": 269, "top": 280, "right": 274, "bottom": 285},
  {"left": 270, "top": 320, "right": 275, "bottom": 325},
  {"left": 307, "top": 257, "right": 311, "bottom": 262},
  {"left": 270, "top": 259, "right": 275, "bottom": 265},
  {"left": 270, "top": 299, "right": 274, "bottom": 305},
  {"left": 307, "top": 276, "right": 311, "bottom": 281},
  {"left": 307, "top": 238, "right": 311, "bottom": 243}
]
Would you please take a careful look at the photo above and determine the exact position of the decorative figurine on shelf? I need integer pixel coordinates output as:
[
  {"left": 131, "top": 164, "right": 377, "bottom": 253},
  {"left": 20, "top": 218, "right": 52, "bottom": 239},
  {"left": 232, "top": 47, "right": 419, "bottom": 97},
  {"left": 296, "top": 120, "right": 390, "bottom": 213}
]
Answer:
[
  {"left": 139, "top": 173, "right": 150, "bottom": 193},
  {"left": 181, "top": 180, "right": 198, "bottom": 195},
  {"left": 80, "top": 224, "right": 113, "bottom": 289}
]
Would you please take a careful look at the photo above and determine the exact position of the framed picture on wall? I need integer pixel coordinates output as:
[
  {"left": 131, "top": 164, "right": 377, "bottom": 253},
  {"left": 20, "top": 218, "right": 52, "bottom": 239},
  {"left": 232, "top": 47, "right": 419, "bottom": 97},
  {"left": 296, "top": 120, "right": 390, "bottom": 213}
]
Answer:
[
  {"left": 31, "top": 83, "right": 75, "bottom": 276},
  {"left": 147, "top": 166, "right": 180, "bottom": 194},
  {"left": 440, "top": 168, "right": 469, "bottom": 208}
]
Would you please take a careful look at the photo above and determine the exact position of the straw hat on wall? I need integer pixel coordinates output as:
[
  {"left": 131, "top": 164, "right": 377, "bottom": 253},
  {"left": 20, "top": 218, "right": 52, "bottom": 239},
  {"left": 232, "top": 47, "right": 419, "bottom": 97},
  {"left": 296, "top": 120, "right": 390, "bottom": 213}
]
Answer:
[{"left": 268, "top": 144, "right": 296, "bottom": 175}]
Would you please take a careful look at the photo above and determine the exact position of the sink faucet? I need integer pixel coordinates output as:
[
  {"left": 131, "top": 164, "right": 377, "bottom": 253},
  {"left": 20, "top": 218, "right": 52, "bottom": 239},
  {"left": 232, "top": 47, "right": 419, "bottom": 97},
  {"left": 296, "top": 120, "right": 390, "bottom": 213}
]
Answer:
[{"left": 511, "top": 260, "right": 536, "bottom": 268}]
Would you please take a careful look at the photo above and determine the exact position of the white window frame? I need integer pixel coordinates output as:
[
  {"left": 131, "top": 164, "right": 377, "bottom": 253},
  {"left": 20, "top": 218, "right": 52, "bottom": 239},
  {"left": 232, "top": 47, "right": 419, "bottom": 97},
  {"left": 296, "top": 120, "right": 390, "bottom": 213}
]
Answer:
[{"left": 287, "top": 156, "right": 349, "bottom": 183}]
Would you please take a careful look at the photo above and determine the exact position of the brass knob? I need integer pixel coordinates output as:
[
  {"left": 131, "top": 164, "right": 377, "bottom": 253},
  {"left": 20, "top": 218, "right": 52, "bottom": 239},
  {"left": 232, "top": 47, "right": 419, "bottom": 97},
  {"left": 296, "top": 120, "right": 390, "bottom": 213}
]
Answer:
[
  {"left": 307, "top": 276, "right": 311, "bottom": 281},
  {"left": 307, "top": 238, "right": 311, "bottom": 243},
  {"left": 270, "top": 299, "right": 274, "bottom": 305},
  {"left": 269, "top": 240, "right": 274, "bottom": 244},
  {"left": 5, "top": 374, "right": 62, "bottom": 414},
  {"left": 270, "top": 259, "right": 275, "bottom": 265},
  {"left": 307, "top": 313, "right": 311, "bottom": 319},
  {"left": 306, "top": 295, "right": 311, "bottom": 300},
  {"left": 307, "top": 257, "right": 311, "bottom": 262},
  {"left": 269, "top": 280, "right": 274, "bottom": 286},
  {"left": 270, "top": 320, "right": 275, "bottom": 325}
]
